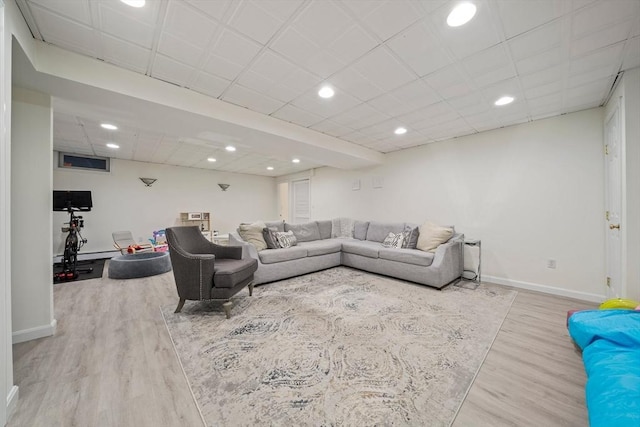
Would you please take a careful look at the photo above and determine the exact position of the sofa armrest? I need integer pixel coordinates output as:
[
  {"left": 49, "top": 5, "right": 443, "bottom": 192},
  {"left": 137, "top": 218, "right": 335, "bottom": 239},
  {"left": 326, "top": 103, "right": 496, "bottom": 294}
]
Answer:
[
  {"left": 430, "top": 237, "right": 463, "bottom": 279},
  {"left": 229, "top": 232, "right": 261, "bottom": 264}
]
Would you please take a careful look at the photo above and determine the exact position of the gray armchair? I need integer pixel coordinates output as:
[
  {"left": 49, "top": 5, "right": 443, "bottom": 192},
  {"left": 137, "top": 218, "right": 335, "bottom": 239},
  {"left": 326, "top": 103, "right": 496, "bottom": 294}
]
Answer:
[{"left": 166, "top": 226, "right": 258, "bottom": 318}]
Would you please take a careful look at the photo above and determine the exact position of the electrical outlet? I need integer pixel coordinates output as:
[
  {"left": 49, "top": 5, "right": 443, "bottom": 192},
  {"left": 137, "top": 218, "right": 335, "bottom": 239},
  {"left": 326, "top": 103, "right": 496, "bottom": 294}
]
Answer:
[{"left": 547, "top": 259, "right": 557, "bottom": 269}]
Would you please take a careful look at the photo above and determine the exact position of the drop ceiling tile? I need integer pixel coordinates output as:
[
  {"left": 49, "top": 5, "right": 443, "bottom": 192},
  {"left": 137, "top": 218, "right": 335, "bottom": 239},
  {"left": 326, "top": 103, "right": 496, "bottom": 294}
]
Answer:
[
  {"left": 101, "top": 35, "right": 151, "bottom": 73},
  {"left": 481, "top": 78, "right": 525, "bottom": 105},
  {"left": 527, "top": 92, "right": 563, "bottom": 111},
  {"left": 569, "top": 65, "right": 617, "bottom": 88},
  {"left": 572, "top": 0, "right": 640, "bottom": 38},
  {"left": 353, "top": 47, "right": 415, "bottom": 92},
  {"left": 310, "top": 120, "right": 354, "bottom": 137},
  {"left": 523, "top": 80, "right": 564, "bottom": 99},
  {"left": 97, "top": 0, "right": 160, "bottom": 26},
  {"left": 190, "top": 72, "right": 231, "bottom": 98},
  {"left": 151, "top": 54, "right": 195, "bottom": 86},
  {"left": 516, "top": 47, "right": 567, "bottom": 75},
  {"left": 292, "top": 1, "right": 353, "bottom": 47},
  {"left": 360, "top": 0, "right": 423, "bottom": 41},
  {"left": 383, "top": 79, "right": 442, "bottom": 114},
  {"left": 462, "top": 43, "right": 516, "bottom": 88},
  {"left": 565, "top": 77, "right": 609, "bottom": 105},
  {"left": 340, "top": 0, "right": 381, "bottom": 17},
  {"left": 327, "top": 24, "right": 378, "bottom": 63},
  {"left": 270, "top": 27, "right": 321, "bottom": 67},
  {"left": 496, "top": 0, "right": 564, "bottom": 39},
  {"left": 571, "top": 20, "right": 634, "bottom": 58},
  {"left": 329, "top": 103, "right": 390, "bottom": 130},
  {"left": 98, "top": 3, "right": 155, "bottom": 48},
  {"left": 429, "top": 0, "right": 501, "bottom": 59},
  {"left": 447, "top": 93, "right": 491, "bottom": 116},
  {"left": 422, "top": 64, "right": 474, "bottom": 100},
  {"left": 222, "top": 84, "right": 286, "bottom": 114},
  {"left": 228, "top": 0, "right": 287, "bottom": 44},
  {"left": 249, "top": 49, "right": 297, "bottom": 82},
  {"left": 331, "top": 67, "right": 384, "bottom": 101},
  {"left": 203, "top": 53, "right": 248, "bottom": 81},
  {"left": 304, "top": 50, "right": 348, "bottom": 79},
  {"left": 520, "top": 65, "right": 566, "bottom": 89},
  {"left": 386, "top": 20, "right": 452, "bottom": 77},
  {"left": 157, "top": 32, "right": 204, "bottom": 66},
  {"left": 271, "top": 104, "right": 324, "bottom": 127},
  {"left": 211, "top": 29, "right": 263, "bottom": 69},
  {"left": 185, "top": 0, "right": 232, "bottom": 21},
  {"left": 507, "top": 19, "right": 563, "bottom": 61},
  {"left": 291, "top": 91, "right": 361, "bottom": 118},
  {"left": 163, "top": 1, "right": 219, "bottom": 48},
  {"left": 569, "top": 42, "right": 625, "bottom": 74},
  {"left": 397, "top": 102, "right": 460, "bottom": 128},
  {"left": 30, "top": 5, "right": 98, "bottom": 55},
  {"left": 29, "top": 0, "right": 92, "bottom": 25}
]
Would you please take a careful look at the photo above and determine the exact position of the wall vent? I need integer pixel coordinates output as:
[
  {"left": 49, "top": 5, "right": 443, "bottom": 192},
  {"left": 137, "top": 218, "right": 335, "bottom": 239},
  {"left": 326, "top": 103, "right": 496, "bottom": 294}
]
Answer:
[{"left": 58, "top": 152, "right": 110, "bottom": 172}]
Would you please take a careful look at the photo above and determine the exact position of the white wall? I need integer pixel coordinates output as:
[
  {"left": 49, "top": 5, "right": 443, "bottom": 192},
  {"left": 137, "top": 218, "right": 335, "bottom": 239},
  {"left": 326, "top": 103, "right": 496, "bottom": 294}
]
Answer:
[
  {"left": 11, "top": 86, "right": 55, "bottom": 343},
  {"left": 310, "top": 108, "right": 605, "bottom": 301},
  {"left": 53, "top": 158, "right": 278, "bottom": 255}
]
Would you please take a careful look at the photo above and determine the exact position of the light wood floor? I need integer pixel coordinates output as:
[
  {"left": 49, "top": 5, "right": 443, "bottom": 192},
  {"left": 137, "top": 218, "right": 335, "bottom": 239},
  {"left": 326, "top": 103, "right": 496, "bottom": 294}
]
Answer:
[{"left": 9, "top": 266, "right": 596, "bottom": 426}]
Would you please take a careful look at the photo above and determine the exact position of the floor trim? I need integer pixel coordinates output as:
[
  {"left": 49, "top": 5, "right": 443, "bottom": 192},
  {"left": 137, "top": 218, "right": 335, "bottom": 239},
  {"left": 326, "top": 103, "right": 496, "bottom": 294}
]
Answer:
[
  {"left": 12, "top": 318, "right": 57, "bottom": 344},
  {"left": 484, "top": 275, "right": 604, "bottom": 303},
  {"left": 6, "top": 385, "right": 18, "bottom": 421}
]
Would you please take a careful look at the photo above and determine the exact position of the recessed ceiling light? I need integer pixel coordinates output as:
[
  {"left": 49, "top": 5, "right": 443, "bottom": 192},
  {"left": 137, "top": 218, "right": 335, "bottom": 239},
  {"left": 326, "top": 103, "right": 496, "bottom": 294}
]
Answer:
[
  {"left": 225, "top": 145, "right": 236, "bottom": 152},
  {"left": 267, "top": 166, "right": 274, "bottom": 171},
  {"left": 106, "top": 143, "right": 119, "bottom": 149},
  {"left": 292, "top": 158, "right": 300, "bottom": 164},
  {"left": 318, "top": 86, "right": 335, "bottom": 99},
  {"left": 394, "top": 127, "right": 408, "bottom": 135},
  {"left": 101, "top": 123, "right": 118, "bottom": 130},
  {"left": 120, "top": 0, "right": 145, "bottom": 7},
  {"left": 207, "top": 157, "right": 216, "bottom": 162},
  {"left": 447, "top": 2, "right": 477, "bottom": 27},
  {"left": 494, "top": 96, "right": 515, "bottom": 106}
]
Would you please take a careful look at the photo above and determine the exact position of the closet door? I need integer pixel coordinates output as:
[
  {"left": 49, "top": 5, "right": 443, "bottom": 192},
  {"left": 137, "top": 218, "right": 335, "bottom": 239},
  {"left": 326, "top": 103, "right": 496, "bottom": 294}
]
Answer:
[{"left": 291, "top": 179, "right": 310, "bottom": 224}]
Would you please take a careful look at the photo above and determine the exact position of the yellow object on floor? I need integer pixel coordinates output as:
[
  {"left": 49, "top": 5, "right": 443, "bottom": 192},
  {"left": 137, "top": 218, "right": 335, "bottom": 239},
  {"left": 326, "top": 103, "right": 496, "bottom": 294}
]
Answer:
[{"left": 599, "top": 298, "right": 640, "bottom": 310}]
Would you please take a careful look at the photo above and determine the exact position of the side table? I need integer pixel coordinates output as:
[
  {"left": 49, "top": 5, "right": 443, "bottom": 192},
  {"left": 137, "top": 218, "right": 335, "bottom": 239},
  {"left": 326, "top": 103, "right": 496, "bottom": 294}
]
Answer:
[{"left": 462, "top": 238, "right": 481, "bottom": 288}]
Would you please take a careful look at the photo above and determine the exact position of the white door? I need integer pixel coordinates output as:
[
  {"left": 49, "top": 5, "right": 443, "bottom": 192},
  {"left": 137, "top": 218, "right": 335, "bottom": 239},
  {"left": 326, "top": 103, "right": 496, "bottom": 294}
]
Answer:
[
  {"left": 605, "top": 99, "right": 623, "bottom": 298},
  {"left": 291, "top": 179, "right": 310, "bottom": 224}
]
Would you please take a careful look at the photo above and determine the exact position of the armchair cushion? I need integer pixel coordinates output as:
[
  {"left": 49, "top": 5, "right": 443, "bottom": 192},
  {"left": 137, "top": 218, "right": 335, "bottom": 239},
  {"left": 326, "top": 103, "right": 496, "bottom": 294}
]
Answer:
[{"left": 213, "top": 258, "right": 258, "bottom": 288}]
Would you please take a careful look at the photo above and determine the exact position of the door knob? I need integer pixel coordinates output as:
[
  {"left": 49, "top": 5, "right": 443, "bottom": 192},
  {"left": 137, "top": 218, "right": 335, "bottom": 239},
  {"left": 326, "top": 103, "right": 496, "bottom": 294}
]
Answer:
[{"left": 609, "top": 224, "right": 620, "bottom": 230}]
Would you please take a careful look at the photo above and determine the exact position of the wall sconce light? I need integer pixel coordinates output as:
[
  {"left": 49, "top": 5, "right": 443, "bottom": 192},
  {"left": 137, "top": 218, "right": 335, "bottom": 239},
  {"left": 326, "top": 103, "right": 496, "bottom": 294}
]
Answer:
[
  {"left": 139, "top": 177, "right": 157, "bottom": 187},
  {"left": 218, "top": 183, "right": 230, "bottom": 191}
]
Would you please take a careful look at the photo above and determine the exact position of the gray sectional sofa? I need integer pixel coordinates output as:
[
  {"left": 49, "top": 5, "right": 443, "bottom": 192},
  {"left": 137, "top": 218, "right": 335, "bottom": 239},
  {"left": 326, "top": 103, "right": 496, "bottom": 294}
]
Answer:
[{"left": 229, "top": 219, "right": 463, "bottom": 289}]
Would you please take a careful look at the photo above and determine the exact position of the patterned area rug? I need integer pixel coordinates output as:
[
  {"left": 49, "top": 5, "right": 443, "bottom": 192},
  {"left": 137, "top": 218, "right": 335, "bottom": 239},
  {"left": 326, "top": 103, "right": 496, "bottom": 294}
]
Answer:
[{"left": 162, "top": 267, "right": 517, "bottom": 426}]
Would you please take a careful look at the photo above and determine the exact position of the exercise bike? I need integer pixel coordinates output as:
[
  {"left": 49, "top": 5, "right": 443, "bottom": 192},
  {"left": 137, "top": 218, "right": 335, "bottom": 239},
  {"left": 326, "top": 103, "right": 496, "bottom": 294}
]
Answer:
[{"left": 54, "top": 209, "right": 92, "bottom": 282}]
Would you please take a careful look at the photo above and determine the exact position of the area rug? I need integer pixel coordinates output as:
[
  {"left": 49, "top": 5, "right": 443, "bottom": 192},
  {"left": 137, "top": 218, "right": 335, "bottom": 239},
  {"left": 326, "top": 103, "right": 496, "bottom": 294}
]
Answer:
[{"left": 162, "top": 267, "right": 517, "bottom": 426}]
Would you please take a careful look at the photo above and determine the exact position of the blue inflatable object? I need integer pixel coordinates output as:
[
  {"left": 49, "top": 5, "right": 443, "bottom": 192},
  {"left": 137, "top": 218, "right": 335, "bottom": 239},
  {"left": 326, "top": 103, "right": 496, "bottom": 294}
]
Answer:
[{"left": 568, "top": 310, "right": 640, "bottom": 427}]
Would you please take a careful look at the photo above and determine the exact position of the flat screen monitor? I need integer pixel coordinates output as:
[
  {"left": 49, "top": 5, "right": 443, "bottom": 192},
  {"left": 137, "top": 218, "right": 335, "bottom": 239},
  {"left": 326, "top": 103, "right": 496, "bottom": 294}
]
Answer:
[{"left": 53, "top": 190, "right": 92, "bottom": 211}]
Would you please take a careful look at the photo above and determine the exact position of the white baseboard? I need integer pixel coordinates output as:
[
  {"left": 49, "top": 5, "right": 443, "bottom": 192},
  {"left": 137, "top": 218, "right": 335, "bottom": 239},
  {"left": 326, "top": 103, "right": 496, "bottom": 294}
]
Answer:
[
  {"left": 12, "top": 319, "right": 57, "bottom": 344},
  {"left": 52, "top": 250, "right": 119, "bottom": 263},
  {"left": 483, "top": 275, "right": 605, "bottom": 303},
  {"left": 6, "top": 385, "right": 18, "bottom": 421}
]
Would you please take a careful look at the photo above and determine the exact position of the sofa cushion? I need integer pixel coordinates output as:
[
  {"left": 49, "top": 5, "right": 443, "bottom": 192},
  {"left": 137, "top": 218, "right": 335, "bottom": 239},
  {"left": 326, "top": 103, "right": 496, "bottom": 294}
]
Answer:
[
  {"left": 354, "top": 221, "right": 369, "bottom": 240},
  {"left": 417, "top": 222, "right": 454, "bottom": 253},
  {"left": 285, "top": 222, "right": 321, "bottom": 242},
  {"left": 258, "top": 246, "right": 308, "bottom": 264},
  {"left": 238, "top": 221, "right": 267, "bottom": 251},
  {"left": 402, "top": 224, "right": 420, "bottom": 249},
  {"left": 366, "top": 221, "right": 406, "bottom": 243},
  {"left": 341, "top": 240, "right": 381, "bottom": 258},
  {"left": 316, "top": 220, "right": 332, "bottom": 239},
  {"left": 265, "top": 220, "right": 285, "bottom": 232},
  {"left": 379, "top": 248, "right": 434, "bottom": 267},
  {"left": 297, "top": 239, "right": 342, "bottom": 256},
  {"left": 213, "top": 257, "right": 258, "bottom": 288}
]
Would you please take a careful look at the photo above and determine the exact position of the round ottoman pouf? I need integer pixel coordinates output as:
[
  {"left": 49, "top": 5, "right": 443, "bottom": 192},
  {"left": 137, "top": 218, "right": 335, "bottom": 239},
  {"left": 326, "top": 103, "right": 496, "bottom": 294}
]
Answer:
[{"left": 108, "top": 251, "right": 172, "bottom": 279}]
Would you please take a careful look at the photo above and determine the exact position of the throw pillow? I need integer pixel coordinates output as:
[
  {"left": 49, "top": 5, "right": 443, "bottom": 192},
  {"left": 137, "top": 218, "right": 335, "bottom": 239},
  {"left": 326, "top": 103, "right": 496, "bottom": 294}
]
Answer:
[
  {"left": 331, "top": 217, "right": 355, "bottom": 238},
  {"left": 382, "top": 231, "right": 405, "bottom": 249},
  {"left": 238, "top": 221, "right": 267, "bottom": 251},
  {"left": 416, "top": 222, "right": 453, "bottom": 253},
  {"left": 275, "top": 231, "right": 298, "bottom": 248},
  {"left": 262, "top": 227, "right": 281, "bottom": 249},
  {"left": 401, "top": 225, "right": 420, "bottom": 249}
]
